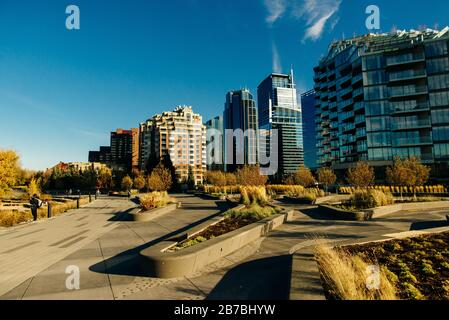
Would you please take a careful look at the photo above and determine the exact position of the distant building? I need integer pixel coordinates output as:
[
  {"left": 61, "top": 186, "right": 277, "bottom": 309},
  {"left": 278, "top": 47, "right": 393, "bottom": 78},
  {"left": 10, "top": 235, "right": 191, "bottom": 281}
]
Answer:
[
  {"left": 140, "top": 106, "right": 206, "bottom": 185},
  {"left": 88, "top": 146, "right": 112, "bottom": 164},
  {"left": 301, "top": 89, "right": 318, "bottom": 169},
  {"left": 313, "top": 28, "right": 449, "bottom": 179},
  {"left": 223, "top": 89, "right": 258, "bottom": 172},
  {"left": 258, "top": 71, "right": 304, "bottom": 179},
  {"left": 205, "top": 115, "right": 224, "bottom": 171},
  {"left": 49, "top": 162, "right": 107, "bottom": 173}
]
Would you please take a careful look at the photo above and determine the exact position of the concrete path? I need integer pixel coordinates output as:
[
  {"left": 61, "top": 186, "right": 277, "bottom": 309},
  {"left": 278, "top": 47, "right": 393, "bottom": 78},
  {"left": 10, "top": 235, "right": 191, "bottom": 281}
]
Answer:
[
  {"left": 1, "top": 194, "right": 234, "bottom": 300},
  {"left": 0, "top": 197, "right": 137, "bottom": 297},
  {"left": 2, "top": 194, "right": 448, "bottom": 300}
]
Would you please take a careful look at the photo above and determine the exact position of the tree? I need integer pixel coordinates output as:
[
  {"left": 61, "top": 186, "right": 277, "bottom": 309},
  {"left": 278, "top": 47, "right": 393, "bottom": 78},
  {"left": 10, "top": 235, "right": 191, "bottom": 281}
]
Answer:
[
  {"left": 97, "top": 167, "right": 112, "bottom": 190},
  {"left": 121, "top": 175, "right": 133, "bottom": 191},
  {"left": 347, "top": 161, "right": 375, "bottom": 188},
  {"left": 387, "top": 156, "right": 430, "bottom": 198},
  {"left": 317, "top": 167, "right": 336, "bottom": 194},
  {"left": 27, "top": 178, "right": 41, "bottom": 198},
  {"left": 146, "top": 164, "right": 173, "bottom": 191},
  {"left": 0, "top": 149, "right": 19, "bottom": 196},
  {"left": 236, "top": 165, "right": 268, "bottom": 186},
  {"left": 206, "top": 171, "right": 226, "bottom": 186},
  {"left": 133, "top": 176, "right": 146, "bottom": 192},
  {"left": 283, "top": 175, "right": 295, "bottom": 185},
  {"left": 293, "top": 166, "right": 316, "bottom": 187}
]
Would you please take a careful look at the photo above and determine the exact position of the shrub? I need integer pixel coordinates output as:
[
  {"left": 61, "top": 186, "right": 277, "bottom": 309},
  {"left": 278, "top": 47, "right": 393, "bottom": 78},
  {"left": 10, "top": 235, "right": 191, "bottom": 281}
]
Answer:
[
  {"left": 225, "top": 204, "right": 278, "bottom": 220},
  {"left": 293, "top": 166, "right": 316, "bottom": 187},
  {"left": 236, "top": 166, "right": 268, "bottom": 186},
  {"left": 146, "top": 164, "right": 173, "bottom": 191},
  {"left": 267, "top": 185, "right": 304, "bottom": 195},
  {"left": 349, "top": 189, "right": 394, "bottom": 209},
  {"left": 347, "top": 162, "right": 375, "bottom": 188},
  {"left": 285, "top": 187, "right": 324, "bottom": 203},
  {"left": 139, "top": 191, "right": 174, "bottom": 211},
  {"left": 133, "top": 176, "right": 146, "bottom": 191},
  {"left": 317, "top": 167, "right": 336, "bottom": 192},
  {"left": 315, "top": 244, "right": 397, "bottom": 300},
  {"left": 240, "top": 186, "right": 269, "bottom": 206},
  {"left": 121, "top": 176, "right": 133, "bottom": 191}
]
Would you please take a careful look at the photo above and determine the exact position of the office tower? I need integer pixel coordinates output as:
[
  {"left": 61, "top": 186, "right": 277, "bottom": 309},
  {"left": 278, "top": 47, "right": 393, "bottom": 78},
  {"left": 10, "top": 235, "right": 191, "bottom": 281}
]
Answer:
[
  {"left": 140, "top": 106, "right": 207, "bottom": 185},
  {"left": 301, "top": 89, "right": 318, "bottom": 169},
  {"left": 223, "top": 89, "right": 258, "bottom": 172},
  {"left": 110, "top": 129, "right": 135, "bottom": 172},
  {"left": 205, "top": 115, "right": 224, "bottom": 171},
  {"left": 258, "top": 71, "right": 304, "bottom": 179},
  {"left": 88, "top": 146, "right": 112, "bottom": 164},
  {"left": 314, "top": 28, "right": 449, "bottom": 178}
]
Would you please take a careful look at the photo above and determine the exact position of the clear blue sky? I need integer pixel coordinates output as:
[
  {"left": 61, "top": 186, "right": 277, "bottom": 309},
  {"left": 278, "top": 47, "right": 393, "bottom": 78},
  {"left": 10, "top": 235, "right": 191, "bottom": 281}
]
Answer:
[{"left": 1, "top": 0, "right": 448, "bottom": 170}]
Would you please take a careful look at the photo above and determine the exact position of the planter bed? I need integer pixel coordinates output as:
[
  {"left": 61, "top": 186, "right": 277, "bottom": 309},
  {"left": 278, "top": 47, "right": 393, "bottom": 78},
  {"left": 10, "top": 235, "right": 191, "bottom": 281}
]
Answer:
[
  {"left": 283, "top": 196, "right": 316, "bottom": 205},
  {"left": 128, "top": 203, "right": 179, "bottom": 222},
  {"left": 320, "top": 200, "right": 449, "bottom": 221},
  {"left": 139, "top": 205, "right": 294, "bottom": 278}
]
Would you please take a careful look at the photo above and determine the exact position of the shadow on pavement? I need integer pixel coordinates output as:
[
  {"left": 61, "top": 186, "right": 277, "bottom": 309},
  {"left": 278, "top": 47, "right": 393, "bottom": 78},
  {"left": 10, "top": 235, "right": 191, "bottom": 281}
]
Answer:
[
  {"left": 90, "top": 200, "right": 235, "bottom": 277},
  {"left": 410, "top": 219, "right": 449, "bottom": 230},
  {"left": 299, "top": 207, "right": 356, "bottom": 221},
  {"left": 207, "top": 255, "right": 292, "bottom": 300}
]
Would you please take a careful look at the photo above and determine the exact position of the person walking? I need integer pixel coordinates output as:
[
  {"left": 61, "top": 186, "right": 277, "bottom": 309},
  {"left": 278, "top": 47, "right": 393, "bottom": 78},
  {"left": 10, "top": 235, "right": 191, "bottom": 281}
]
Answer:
[{"left": 29, "top": 194, "right": 43, "bottom": 222}]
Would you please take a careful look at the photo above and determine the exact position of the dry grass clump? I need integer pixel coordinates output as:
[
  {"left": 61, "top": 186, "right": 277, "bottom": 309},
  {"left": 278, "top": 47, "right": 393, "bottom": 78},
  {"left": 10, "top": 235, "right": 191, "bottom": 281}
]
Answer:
[
  {"left": 139, "top": 191, "right": 175, "bottom": 211},
  {"left": 266, "top": 185, "right": 304, "bottom": 195},
  {"left": 240, "top": 186, "right": 269, "bottom": 206},
  {"left": 286, "top": 187, "right": 325, "bottom": 203},
  {"left": 349, "top": 189, "right": 394, "bottom": 210},
  {"left": 315, "top": 244, "right": 397, "bottom": 300},
  {"left": 0, "top": 210, "right": 32, "bottom": 227}
]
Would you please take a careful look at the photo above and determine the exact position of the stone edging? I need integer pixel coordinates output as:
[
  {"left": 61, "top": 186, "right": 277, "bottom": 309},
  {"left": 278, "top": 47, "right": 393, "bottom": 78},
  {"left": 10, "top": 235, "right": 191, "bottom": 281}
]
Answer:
[
  {"left": 319, "top": 201, "right": 449, "bottom": 221},
  {"left": 139, "top": 207, "right": 294, "bottom": 278},
  {"left": 128, "top": 203, "right": 179, "bottom": 222}
]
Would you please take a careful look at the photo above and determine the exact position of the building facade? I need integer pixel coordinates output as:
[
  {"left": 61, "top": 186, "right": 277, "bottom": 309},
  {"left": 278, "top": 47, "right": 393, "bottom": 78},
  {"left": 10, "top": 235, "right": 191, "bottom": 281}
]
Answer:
[
  {"left": 301, "top": 89, "right": 318, "bottom": 169},
  {"left": 223, "top": 89, "right": 258, "bottom": 172},
  {"left": 258, "top": 72, "right": 304, "bottom": 178},
  {"left": 140, "top": 106, "right": 207, "bottom": 185},
  {"left": 88, "top": 146, "right": 112, "bottom": 164},
  {"left": 314, "top": 28, "right": 449, "bottom": 178},
  {"left": 205, "top": 115, "right": 224, "bottom": 171}
]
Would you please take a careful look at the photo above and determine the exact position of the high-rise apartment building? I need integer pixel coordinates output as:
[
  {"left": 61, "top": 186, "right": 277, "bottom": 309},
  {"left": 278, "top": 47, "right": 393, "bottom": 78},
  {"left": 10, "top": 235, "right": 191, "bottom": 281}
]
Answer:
[
  {"left": 314, "top": 28, "right": 449, "bottom": 178},
  {"left": 301, "top": 89, "right": 318, "bottom": 169},
  {"left": 88, "top": 146, "right": 112, "bottom": 164},
  {"left": 140, "top": 106, "right": 206, "bottom": 185},
  {"left": 258, "top": 72, "right": 304, "bottom": 178},
  {"left": 223, "top": 89, "right": 258, "bottom": 172},
  {"left": 110, "top": 129, "right": 139, "bottom": 172},
  {"left": 205, "top": 115, "right": 224, "bottom": 171}
]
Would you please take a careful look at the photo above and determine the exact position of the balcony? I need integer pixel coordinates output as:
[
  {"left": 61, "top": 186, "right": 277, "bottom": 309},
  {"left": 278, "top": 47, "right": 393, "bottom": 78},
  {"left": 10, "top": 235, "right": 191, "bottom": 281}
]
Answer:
[
  {"left": 341, "top": 111, "right": 355, "bottom": 121},
  {"left": 351, "top": 74, "right": 363, "bottom": 85},
  {"left": 339, "top": 87, "right": 352, "bottom": 98},
  {"left": 389, "top": 85, "right": 428, "bottom": 99},
  {"left": 386, "top": 52, "right": 425, "bottom": 67},
  {"left": 392, "top": 119, "right": 431, "bottom": 130},
  {"left": 353, "top": 87, "right": 364, "bottom": 98},
  {"left": 392, "top": 103, "right": 430, "bottom": 114},
  {"left": 389, "top": 69, "right": 427, "bottom": 82},
  {"left": 354, "top": 102, "right": 365, "bottom": 111},
  {"left": 342, "top": 123, "right": 356, "bottom": 133},
  {"left": 329, "top": 101, "right": 338, "bottom": 109},
  {"left": 355, "top": 115, "right": 366, "bottom": 125},
  {"left": 329, "top": 112, "right": 339, "bottom": 120},
  {"left": 339, "top": 98, "right": 354, "bottom": 109},
  {"left": 392, "top": 136, "right": 433, "bottom": 147},
  {"left": 356, "top": 128, "right": 367, "bottom": 139},
  {"left": 337, "top": 74, "right": 352, "bottom": 86}
]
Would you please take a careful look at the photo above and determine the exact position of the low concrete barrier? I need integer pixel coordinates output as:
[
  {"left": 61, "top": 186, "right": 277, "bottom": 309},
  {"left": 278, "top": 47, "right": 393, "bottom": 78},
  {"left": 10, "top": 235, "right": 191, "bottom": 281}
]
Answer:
[
  {"left": 319, "top": 201, "right": 449, "bottom": 221},
  {"left": 128, "top": 203, "right": 179, "bottom": 222},
  {"left": 139, "top": 207, "right": 294, "bottom": 278}
]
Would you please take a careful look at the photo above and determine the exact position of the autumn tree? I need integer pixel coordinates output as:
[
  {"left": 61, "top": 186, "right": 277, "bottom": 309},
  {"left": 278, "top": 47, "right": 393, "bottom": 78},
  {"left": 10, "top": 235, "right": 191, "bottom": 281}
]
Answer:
[
  {"left": 27, "top": 178, "right": 41, "bottom": 198},
  {"left": 387, "top": 156, "right": 430, "bottom": 198},
  {"left": 347, "top": 161, "right": 375, "bottom": 188},
  {"left": 293, "top": 166, "right": 316, "bottom": 187},
  {"left": 236, "top": 165, "right": 268, "bottom": 186},
  {"left": 0, "top": 149, "right": 19, "bottom": 196},
  {"left": 133, "top": 175, "right": 146, "bottom": 192},
  {"left": 317, "top": 167, "right": 336, "bottom": 194},
  {"left": 146, "top": 164, "right": 173, "bottom": 191},
  {"left": 225, "top": 172, "right": 237, "bottom": 186},
  {"left": 206, "top": 171, "right": 226, "bottom": 186},
  {"left": 121, "top": 175, "right": 133, "bottom": 191},
  {"left": 97, "top": 167, "right": 112, "bottom": 190}
]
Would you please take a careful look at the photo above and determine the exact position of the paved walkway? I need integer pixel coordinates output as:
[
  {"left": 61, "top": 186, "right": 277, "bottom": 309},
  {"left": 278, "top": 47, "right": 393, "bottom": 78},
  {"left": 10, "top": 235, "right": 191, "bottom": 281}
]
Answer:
[
  {"left": 0, "top": 197, "right": 137, "bottom": 297},
  {"left": 2, "top": 195, "right": 448, "bottom": 300}
]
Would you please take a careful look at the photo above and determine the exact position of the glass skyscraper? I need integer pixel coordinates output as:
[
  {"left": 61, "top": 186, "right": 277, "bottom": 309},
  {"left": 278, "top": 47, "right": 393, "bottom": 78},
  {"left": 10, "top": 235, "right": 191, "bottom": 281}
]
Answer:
[
  {"left": 205, "top": 115, "right": 224, "bottom": 171},
  {"left": 258, "top": 72, "right": 304, "bottom": 179},
  {"left": 314, "top": 28, "right": 449, "bottom": 178},
  {"left": 223, "top": 89, "right": 258, "bottom": 172},
  {"left": 301, "top": 89, "right": 318, "bottom": 169}
]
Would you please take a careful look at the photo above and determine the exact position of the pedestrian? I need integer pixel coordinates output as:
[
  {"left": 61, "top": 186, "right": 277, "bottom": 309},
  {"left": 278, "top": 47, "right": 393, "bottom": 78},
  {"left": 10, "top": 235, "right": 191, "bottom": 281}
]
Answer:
[
  {"left": 128, "top": 190, "right": 132, "bottom": 198},
  {"left": 29, "top": 194, "right": 43, "bottom": 222}
]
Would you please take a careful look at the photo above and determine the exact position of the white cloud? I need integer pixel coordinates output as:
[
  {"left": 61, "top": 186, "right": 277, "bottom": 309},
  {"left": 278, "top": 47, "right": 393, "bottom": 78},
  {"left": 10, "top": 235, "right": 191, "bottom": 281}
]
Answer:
[
  {"left": 272, "top": 42, "right": 282, "bottom": 73},
  {"left": 264, "top": 0, "right": 287, "bottom": 25},
  {"left": 294, "top": 0, "right": 342, "bottom": 41}
]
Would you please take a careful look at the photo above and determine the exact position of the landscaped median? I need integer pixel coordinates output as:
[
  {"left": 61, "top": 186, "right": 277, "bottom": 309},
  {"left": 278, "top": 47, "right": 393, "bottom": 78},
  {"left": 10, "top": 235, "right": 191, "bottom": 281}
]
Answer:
[
  {"left": 317, "top": 189, "right": 449, "bottom": 221},
  {"left": 128, "top": 191, "right": 180, "bottom": 222},
  {"left": 139, "top": 187, "right": 294, "bottom": 278}
]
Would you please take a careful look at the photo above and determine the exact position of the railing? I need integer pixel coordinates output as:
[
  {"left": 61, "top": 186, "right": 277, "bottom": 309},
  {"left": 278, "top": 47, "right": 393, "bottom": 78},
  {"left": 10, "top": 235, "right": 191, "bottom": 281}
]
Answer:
[
  {"left": 389, "top": 69, "right": 427, "bottom": 81},
  {"left": 392, "top": 103, "right": 430, "bottom": 113},
  {"left": 342, "top": 123, "right": 356, "bottom": 132},
  {"left": 355, "top": 115, "right": 366, "bottom": 125},
  {"left": 392, "top": 119, "right": 431, "bottom": 130},
  {"left": 352, "top": 74, "right": 363, "bottom": 84},
  {"left": 354, "top": 102, "right": 364, "bottom": 111},
  {"left": 353, "top": 87, "right": 364, "bottom": 97},
  {"left": 339, "top": 98, "right": 354, "bottom": 109},
  {"left": 386, "top": 52, "right": 425, "bottom": 66},
  {"left": 389, "top": 85, "right": 428, "bottom": 98},
  {"left": 392, "top": 136, "right": 433, "bottom": 146}
]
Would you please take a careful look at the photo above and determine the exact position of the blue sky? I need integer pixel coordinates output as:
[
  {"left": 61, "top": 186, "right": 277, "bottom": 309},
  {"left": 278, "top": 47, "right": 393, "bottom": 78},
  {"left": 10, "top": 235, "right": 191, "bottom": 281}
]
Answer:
[{"left": 1, "top": 0, "right": 448, "bottom": 170}]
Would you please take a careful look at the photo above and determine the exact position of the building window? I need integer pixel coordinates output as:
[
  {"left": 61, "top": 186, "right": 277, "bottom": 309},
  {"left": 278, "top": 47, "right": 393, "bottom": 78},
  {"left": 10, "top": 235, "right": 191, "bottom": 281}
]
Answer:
[
  {"left": 425, "top": 42, "right": 449, "bottom": 58},
  {"left": 427, "top": 57, "right": 449, "bottom": 74},
  {"left": 366, "top": 116, "right": 390, "bottom": 132},
  {"left": 428, "top": 74, "right": 449, "bottom": 90},
  {"left": 434, "top": 143, "right": 449, "bottom": 159},
  {"left": 433, "top": 126, "right": 449, "bottom": 141},
  {"left": 432, "top": 109, "right": 449, "bottom": 124},
  {"left": 429, "top": 91, "right": 449, "bottom": 107}
]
